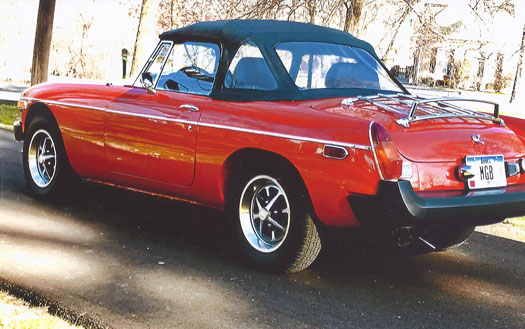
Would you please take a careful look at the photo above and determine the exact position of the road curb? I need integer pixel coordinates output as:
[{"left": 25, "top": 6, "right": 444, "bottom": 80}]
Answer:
[
  {"left": 0, "top": 278, "right": 110, "bottom": 329},
  {"left": 0, "top": 123, "right": 13, "bottom": 131}
]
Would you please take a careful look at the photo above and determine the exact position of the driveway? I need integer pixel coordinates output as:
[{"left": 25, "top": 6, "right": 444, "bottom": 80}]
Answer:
[{"left": 0, "top": 129, "right": 524, "bottom": 329}]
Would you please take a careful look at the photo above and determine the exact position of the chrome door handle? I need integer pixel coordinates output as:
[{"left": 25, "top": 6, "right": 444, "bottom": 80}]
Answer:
[{"left": 179, "top": 104, "right": 199, "bottom": 112}]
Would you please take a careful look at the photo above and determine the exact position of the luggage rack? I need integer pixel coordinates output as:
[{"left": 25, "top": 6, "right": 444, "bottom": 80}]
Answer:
[{"left": 342, "top": 94, "right": 504, "bottom": 128}]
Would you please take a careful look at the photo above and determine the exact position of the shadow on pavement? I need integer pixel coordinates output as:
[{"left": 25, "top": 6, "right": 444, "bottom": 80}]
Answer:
[
  {"left": 17, "top": 180, "right": 523, "bottom": 328},
  {"left": 1, "top": 128, "right": 524, "bottom": 329}
]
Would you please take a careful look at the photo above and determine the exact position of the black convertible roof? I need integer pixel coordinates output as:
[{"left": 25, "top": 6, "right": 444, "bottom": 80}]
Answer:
[
  {"left": 160, "top": 20, "right": 376, "bottom": 55},
  {"left": 157, "top": 20, "right": 403, "bottom": 101}
]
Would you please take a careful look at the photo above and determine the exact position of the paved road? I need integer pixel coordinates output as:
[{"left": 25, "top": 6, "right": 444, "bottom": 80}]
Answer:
[{"left": 0, "top": 128, "right": 524, "bottom": 329}]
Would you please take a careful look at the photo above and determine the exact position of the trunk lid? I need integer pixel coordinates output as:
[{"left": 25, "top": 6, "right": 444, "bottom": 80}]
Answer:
[{"left": 310, "top": 95, "right": 525, "bottom": 162}]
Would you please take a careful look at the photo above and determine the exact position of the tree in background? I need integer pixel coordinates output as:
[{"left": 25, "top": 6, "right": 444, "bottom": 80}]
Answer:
[
  {"left": 408, "top": 2, "right": 462, "bottom": 84},
  {"left": 468, "top": 0, "right": 515, "bottom": 92},
  {"left": 493, "top": 52, "right": 504, "bottom": 92},
  {"left": 14, "top": 0, "right": 522, "bottom": 91},
  {"left": 131, "top": 0, "right": 160, "bottom": 77},
  {"left": 380, "top": 0, "right": 418, "bottom": 63},
  {"left": 31, "top": 0, "right": 56, "bottom": 85},
  {"left": 510, "top": 24, "right": 524, "bottom": 103},
  {"left": 341, "top": 0, "right": 363, "bottom": 34}
]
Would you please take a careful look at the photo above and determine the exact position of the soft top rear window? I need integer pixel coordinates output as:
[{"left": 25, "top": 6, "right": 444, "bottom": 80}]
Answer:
[{"left": 275, "top": 42, "right": 401, "bottom": 93}]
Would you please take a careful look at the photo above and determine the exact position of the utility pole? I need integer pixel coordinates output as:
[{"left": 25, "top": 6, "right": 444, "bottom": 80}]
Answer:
[
  {"left": 510, "top": 24, "right": 525, "bottom": 103},
  {"left": 31, "top": 0, "right": 56, "bottom": 86}
]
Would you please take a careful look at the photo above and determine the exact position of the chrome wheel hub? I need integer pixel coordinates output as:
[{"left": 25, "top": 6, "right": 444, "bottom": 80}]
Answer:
[
  {"left": 28, "top": 129, "right": 57, "bottom": 188},
  {"left": 239, "top": 175, "right": 291, "bottom": 253}
]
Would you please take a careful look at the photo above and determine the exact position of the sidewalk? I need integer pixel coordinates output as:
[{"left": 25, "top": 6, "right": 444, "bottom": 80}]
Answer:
[{"left": 0, "top": 83, "right": 27, "bottom": 102}]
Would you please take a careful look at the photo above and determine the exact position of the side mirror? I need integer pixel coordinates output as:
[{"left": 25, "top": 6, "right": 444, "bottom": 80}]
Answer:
[{"left": 141, "top": 72, "right": 156, "bottom": 94}]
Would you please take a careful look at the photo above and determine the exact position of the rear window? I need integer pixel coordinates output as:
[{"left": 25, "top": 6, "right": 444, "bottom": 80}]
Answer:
[{"left": 275, "top": 42, "right": 401, "bottom": 92}]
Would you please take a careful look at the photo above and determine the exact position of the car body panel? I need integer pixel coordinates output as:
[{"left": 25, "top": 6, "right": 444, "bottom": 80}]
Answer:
[
  {"left": 21, "top": 86, "right": 379, "bottom": 226},
  {"left": 106, "top": 87, "right": 203, "bottom": 187},
  {"left": 22, "top": 83, "right": 114, "bottom": 179},
  {"left": 310, "top": 97, "right": 525, "bottom": 162},
  {"left": 17, "top": 20, "right": 525, "bottom": 229}
]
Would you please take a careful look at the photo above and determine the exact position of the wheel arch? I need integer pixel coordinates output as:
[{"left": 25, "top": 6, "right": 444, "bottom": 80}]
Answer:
[
  {"left": 222, "top": 148, "right": 317, "bottom": 220},
  {"left": 24, "top": 102, "right": 59, "bottom": 134},
  {"left": 23, "top": 102, "right": 79, "bottom": 178}
]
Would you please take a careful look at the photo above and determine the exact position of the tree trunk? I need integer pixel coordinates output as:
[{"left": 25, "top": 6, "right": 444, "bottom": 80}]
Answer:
[
  {"left": 494, "top": 52, "right": 504, "bottom": 92},
  {"left": 31, "top": 0, "right": 56, "bottom": 86},
  {"left": 510, "top": 24, "right": 525, "bottom": 103},
  {"left": 412, "top": 50, "right": 420, "bottom": 84},
  {"left": 306, "top": 0, "right": 316, "bottom": 24},
  {"left": 342, "top": 0, "right": 363, "bottom": 35},
  {"left": 171, "top": 0, "right": 183, "bottom": 30},
  {"left": 130, "top": 0, "right": 160, "bottom": 77}
]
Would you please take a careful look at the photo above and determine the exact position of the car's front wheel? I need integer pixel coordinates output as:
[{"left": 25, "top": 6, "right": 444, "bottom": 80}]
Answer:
[
  {"left": 23, "top": 116, "right": 79, "bottom": 198},
  {"left": 230, "top": 172, "right": 321, "bottom": 273}
]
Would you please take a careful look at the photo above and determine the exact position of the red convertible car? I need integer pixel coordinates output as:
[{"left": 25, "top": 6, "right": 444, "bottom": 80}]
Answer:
[{"left": 14, "top": 20, "right": 525, "bottom": 273}]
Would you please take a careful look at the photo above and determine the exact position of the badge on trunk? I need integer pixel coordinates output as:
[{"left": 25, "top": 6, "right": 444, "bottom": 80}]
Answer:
[{"left": 472, "top": 134, "right": 484, "bottom": 144}]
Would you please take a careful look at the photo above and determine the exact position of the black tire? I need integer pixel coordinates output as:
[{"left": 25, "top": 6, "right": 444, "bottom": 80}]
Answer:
[
  {"left": 228, "top": 169, "right": 321, "bottom": 273},
  {"left": 23, "top": 116, "right": 79, "bottom": 199}
]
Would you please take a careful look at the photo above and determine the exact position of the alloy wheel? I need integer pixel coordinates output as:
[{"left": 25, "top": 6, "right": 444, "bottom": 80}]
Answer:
[
  {"left": 239, "top": 175, "right": 291, "bottom": 253},
  {"left": 27, "top": 129, "right": 57, "bottom": 188}
]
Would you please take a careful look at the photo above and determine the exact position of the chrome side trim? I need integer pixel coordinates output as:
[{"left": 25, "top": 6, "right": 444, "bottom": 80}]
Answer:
[
  {"left": 21, "top": 97, "right": 107, "bottom": 112},
  {"left": 368, "top": 121, "right": 384, "bottom": 180},
  {"left": 199, "top": 121, "right": 372, "bottom": 150},
  {"left": 22, "top": 97, "right": 373, "bottom": 151},
  {"left": 106, "top": 109, "right": 196, "bottom": 125}
]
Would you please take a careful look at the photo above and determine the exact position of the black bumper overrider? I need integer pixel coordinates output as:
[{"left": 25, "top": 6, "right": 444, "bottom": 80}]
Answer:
[
  {"left": 348, "top": 180, "right": 525, "bottom": 226},
  {"left": 13, "top": 120, "right": 22, "bottom": 141}
]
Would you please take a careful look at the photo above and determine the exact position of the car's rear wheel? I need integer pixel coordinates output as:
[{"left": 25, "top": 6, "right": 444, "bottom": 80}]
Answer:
[
  {"left": 23, "top": 116, "right": 79, "bottom": 198},
  {"left": 230, "top": 171, "right": 321, "bottom": 273}
]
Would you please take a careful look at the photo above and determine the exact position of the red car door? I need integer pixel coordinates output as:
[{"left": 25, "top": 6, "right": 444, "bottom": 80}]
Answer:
[
  {"left": 105, "top": 87, "right": 203, "bottom": 187},
  {"left": 105, "top": 40, "right": 220, "bottom": 189}
]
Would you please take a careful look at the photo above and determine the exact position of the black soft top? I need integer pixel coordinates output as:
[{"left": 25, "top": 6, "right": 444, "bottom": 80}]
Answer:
[
  {"left": 160, "top": 20, "right": 376, "bottom": 55},
  {"left": 159, "top": 20, "right": 403, "bottom": 101}
]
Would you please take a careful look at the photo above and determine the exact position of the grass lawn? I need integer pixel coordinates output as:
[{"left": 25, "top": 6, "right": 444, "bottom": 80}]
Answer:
[
  {"left": 0, "top": 102, "right": 19, "bottom": 126},
  {"left": 0, "top": 291, "right": 84, "bottom": 329}
]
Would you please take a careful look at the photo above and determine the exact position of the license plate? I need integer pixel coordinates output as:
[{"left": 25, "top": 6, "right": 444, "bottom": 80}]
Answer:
[{"left": 465, "top": 155, "right": 507, "bottom": 189}]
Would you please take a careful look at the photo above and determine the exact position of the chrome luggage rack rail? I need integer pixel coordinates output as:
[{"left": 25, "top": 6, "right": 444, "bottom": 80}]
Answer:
[{"left": 341, "top": 94, "right": 504, "bottom": 128}]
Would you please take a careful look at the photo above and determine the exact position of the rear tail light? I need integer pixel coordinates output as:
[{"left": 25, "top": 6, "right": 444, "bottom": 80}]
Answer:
[{"left": 370, "top": 123, "right": 403, "bottom": 180}]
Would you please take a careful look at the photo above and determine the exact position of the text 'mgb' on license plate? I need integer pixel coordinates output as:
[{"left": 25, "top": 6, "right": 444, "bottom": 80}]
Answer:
[{"left": 465, "top": 155, "right": 507, "bottom": 190}]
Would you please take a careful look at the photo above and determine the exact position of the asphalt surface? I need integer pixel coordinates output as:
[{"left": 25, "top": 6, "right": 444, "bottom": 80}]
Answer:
[{"left": 0, "top": 128, "right": 524, "bottom": 329}]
